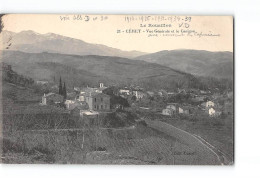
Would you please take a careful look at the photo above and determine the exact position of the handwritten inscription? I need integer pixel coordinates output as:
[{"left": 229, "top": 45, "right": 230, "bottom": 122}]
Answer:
[
  {"left": 119, "top": 16, "right": 220, "bottom": 38},
  {"left": 118, "top": 15, "right": 220, "bottom": 38},
  {"left": 58, "top": 15, "right": 220, "bottom": 38},
  {"left": 59, "top": 15, "right": 108, "bottom": 22},
  {"left": 124, "top": 15, "right": 192, "bottom": 23}
]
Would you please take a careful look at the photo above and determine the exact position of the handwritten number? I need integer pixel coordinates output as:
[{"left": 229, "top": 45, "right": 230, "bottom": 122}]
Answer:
[{"left": 85, "top": 16, "right": 89, "bottom": 22}]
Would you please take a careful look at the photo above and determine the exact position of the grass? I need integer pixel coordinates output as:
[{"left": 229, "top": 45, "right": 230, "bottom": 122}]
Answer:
[
  {"left": 2, "top": 123, "right": 184, "bottom": 164},
  {"left": 162, "top": 114, "right": 234, "bottom": 161}
]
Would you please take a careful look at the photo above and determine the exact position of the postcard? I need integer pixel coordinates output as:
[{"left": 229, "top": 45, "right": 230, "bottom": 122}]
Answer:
[{"left": 0, "top": 14, "right": 233, "bottom": 165}]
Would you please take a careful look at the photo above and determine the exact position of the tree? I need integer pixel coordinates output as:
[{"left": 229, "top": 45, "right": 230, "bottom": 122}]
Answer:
[
  {"left": 59, "top": 77, "right": 63, "bottom": 95},
  {"left": 63, "top": 82, "right": 67, "bottom": 99}
]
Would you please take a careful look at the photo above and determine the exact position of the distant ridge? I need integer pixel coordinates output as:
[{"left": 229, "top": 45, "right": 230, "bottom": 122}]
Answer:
[
  {"left": 1, "top": 50, "right": 200, "bottom": 90},
  {"left": 1, "top": 30, "right": 147, "bottom": 58},
  {"left": 135, "top": 49, "right": 233, "bottom": 79}
]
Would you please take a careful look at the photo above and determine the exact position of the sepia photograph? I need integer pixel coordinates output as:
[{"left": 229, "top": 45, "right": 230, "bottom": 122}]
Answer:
[{"left": 0, "top": 14, "right": 233, "bottom": 165}]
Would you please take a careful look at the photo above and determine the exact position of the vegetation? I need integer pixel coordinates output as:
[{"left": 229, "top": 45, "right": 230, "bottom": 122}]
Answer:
[
  {"left": 103, "top": 87, "right": 130, "bottom": 108},
  {"left": 1, "top": 54, "right": 233, "bottom": 164},
  {"left": 161, "top": 112, "right": 234, "bottom": 161},
  {"left": 58, "top": 76, "right": 67, "bottom": 99},
  {"left": 101, "top": 110, "right": 136, "bottom": 128},
  {"left": 2, "top": 63, "right": 34, "bottom": 87}
]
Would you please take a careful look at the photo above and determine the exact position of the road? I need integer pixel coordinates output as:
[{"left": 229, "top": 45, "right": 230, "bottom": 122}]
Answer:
[{"left": 144, "top": 119, "right": 231, "bottom": 165}]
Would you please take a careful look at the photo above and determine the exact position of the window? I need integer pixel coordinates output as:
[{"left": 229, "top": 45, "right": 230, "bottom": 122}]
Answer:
[
  {"left": 101, "top": 105, "right": 103, "bottom": 109},
  {"left": 94, "top": 98, "right": 96, "bottom": 102},
  {"left": 101, "top": 97, "right": 103, "bottom": 102},
  {"left": 94, "top": 105, "right": 96, "bottom": 109}
]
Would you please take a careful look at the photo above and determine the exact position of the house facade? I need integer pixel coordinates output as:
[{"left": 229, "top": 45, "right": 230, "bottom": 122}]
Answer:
[
  {"left": 78, "top": 92, "right": 110, "bottom": 111},
  {"left": 179, "top": 107, "right": 184, "bottom": 114},
  {"left": 133, "top": 90, "right": 146, "bottom": 100},
  {"left": 207, "top": 107, "right": 221, "bottom": 117},
  {"left": 162, "top": 108, "right": 174, "bottom": 116},
  {"left": 202, "top": 101, "right": 215, "bottom": 108},
  {"left": 64, "top": 100, "right": 76, "bottom": 109},
  {"left": 208, "top": 107, "right": 216, "bottom": 116},
  {"left": 119, "top": 89, "right": 130, "bottom": 95},
  {"left": 36, "top": 80, "right": 48, "bottom": 85}
]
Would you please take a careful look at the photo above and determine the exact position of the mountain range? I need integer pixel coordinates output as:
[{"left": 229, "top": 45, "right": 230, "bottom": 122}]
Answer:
[
  {"left": 1, "top": 30, "right": 146, "bottom": 58},
  {"left": 1, "top": 30, "right": 233, "bottom": 80}
]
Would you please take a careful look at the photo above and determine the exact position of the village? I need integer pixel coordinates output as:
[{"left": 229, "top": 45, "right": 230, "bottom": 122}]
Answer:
[
  {"left": 1, "top": 62, "right": 234, "bottom": 165},
  {"left": 0, "top": 13, "right": 235, "bottom": 166},
  {"left": 39, "top": 76, "right": 233, "bottom": 124}
]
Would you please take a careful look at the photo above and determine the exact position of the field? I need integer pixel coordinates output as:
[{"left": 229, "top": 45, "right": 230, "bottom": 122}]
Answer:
[{"left": 3, "top": 118, "right": 204, "bottom": 164}]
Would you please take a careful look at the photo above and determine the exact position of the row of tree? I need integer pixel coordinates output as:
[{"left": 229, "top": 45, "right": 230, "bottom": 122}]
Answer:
[{"left": 58, "top": 77, "right": 67, "bottom": 99}]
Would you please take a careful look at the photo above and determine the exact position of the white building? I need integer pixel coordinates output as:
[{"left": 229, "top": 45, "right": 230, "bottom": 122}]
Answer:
[
  {"left": 208, "top": 107, "right": 216, "bottom": 116},
  {"left": 179, "top": 107, "right": 184, "bottom": 114},
  {"left": 80, "top": 110, "right": 99, "bottom": 117},
  {"left": 202, "top": 101, "right": 215, "bottom": 108},
  {"left": 64, "top": 100, "right": 76, "bottom": 109},
  {"left": 36, "top": 80, "right": 48, "bottom": 85},
  {"left": 119, "top": 89, "right": 130, "bottom": 95},
  {"left": 162, "top": 108, "right": 174, "bottom": 116},
  {"left": 133, "top": 90, "right": 145, "bottom": 99},
  {"left": 207, "top": 107, "right": 221, "bottom": 117}
]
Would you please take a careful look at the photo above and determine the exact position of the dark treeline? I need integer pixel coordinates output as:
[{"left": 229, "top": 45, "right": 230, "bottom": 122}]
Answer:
[
  {"left": 2, "top": 63, "right": 34, "bottom": 87},
  {"left": 195, "top": 76, "right": 233, "bottom": 92},
  {"left": 58, "top": 76, "right": 67, "bottom": 99}
]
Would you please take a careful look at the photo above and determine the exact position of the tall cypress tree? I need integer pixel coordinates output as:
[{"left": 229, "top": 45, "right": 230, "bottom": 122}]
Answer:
[
  {"left": 63, "top": 82, "right": 67, "bottom": 99},
  {"left": 59, "top": 77, "right": 63, "bottom": 95}
]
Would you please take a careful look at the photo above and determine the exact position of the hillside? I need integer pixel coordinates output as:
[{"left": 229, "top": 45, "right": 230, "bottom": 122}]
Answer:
[
  {"left": 135, "top": 50, "right": 233, "bottom": 79},
  {"left": 0, "top": 30, "right": 146, "bottom": 58},
  {"left": 1, "top": 50, "right": 200, "bottom": 90}
]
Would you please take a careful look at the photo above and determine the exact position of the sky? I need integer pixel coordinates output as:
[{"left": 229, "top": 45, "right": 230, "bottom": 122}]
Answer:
[{"left": 2, "top": 14, "right": 233, "bottom": 53}]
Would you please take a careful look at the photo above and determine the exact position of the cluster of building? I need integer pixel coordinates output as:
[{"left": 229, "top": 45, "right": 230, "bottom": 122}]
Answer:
[
  {"left": 162, "top": 103, "right": 191, "bottom": 116},
  {"left": 162, "top": 95, "right": 233, "bottom": 117},
  {"left": 116, "top": 85, "right": 232, "bottom": 118},
  {"left": 162, "top": 100, "right": 224, "bottom": 117},
  {"left": 40, "top": 83, "right": 111, "bottom": 119},
  {"left": 39, "top": 78, "right": 233, "bottom": 120},
  {"left": 118, "top": 87, "right": 146, "bottom": 100}
]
